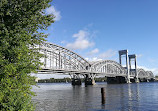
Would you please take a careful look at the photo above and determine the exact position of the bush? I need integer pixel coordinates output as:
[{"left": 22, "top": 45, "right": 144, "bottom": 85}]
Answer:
[{"left": 0, "top": 0, "right": 54, "bottom": 110}]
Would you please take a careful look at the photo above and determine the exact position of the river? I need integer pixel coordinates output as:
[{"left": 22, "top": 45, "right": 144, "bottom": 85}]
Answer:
[{"left": 32, "top": 82, "right": 158, "bottom": 111}]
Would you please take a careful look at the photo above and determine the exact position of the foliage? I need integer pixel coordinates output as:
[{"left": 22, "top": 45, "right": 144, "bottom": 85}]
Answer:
[
  {"left": 38, "top": 77, "right": 107, "bottom": 83},
  {"left": 0, "top": 0, "right": 54, "bottom": 110},
  {"left": 38, "top": 78, "right": 72, "bottom": 83}
]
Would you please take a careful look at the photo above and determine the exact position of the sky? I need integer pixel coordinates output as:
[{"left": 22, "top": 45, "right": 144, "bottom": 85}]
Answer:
[{"left": 34, "top": 0, "right": 158, "bottom": 79}]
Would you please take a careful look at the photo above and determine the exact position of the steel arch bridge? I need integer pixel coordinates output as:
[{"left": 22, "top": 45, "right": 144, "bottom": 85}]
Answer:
[
  {"left": 137, "top": 69, "right": 154, "bottom": 79},
  {"left": 36, "top": 42, "right": 154, "bottom": 84},
  {"left": 37, "top": 42, "right": 91, "bottom": 74},
  {"left": 90, "top": 60, "right": 127, "bottom": 77}
]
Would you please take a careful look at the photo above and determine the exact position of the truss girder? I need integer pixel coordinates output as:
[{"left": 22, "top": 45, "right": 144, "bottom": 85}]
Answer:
[
  {"left": 39, "top": 42, "right": 91, "bottom": 71},
  {"left": 137, "top": 68, "right": 154, "bottom": 79},
  {"left": 35, "top": 42, "right": 154, "bottom": 80},
  {"left": 146, "top": 71, "right": 154, "bottom": 79},
  {"left": 90, "top": 60, "right": 127, "bottom": 75}
]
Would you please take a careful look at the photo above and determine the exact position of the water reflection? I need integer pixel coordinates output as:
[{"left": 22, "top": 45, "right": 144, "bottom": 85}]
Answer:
[
  {"left": 100, "top": 83, "right": 141, "bottom": 111},
  {"left": 32, "top": 82, "right": 158, "bottom": 111}
]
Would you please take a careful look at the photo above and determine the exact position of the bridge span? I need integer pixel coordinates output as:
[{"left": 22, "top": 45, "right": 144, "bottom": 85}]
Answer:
[{"left": 35, "top": 42, "right": 155, "bottom": 85}]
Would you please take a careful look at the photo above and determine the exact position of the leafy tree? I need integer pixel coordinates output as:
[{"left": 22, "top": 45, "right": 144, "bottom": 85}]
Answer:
[{"left": 0, "top": 0, "right": 54, "bottom": 110}]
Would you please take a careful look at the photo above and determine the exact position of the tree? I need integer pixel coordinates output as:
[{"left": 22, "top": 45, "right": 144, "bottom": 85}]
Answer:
[{"left": 0, "top": 0, "right": 54, "bottom": 110}]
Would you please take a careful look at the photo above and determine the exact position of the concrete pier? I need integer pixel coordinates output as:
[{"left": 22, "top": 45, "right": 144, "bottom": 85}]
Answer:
[
  {"left": 107, "top": 76, "right": 126, "bottom": 84},
  {"left": 85, "top": 74, "right": 96, "bottom": 85},
  {"left": 71, "top": 78, "right": 82, "bottom": 85},
  {"left": 141, "top": 78, "right": 149, "bottom": 82},
  {"left": 130, "top": 77, "right": 140, "bottom": 83},
  {"left": 149, "top": 78, "right": 155, "bottom": 82},
  {"left": 85, "top": 78, "right": 96, "bottom": 85}
]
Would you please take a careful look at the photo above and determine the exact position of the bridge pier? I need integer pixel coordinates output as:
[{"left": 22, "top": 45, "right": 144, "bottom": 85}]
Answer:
[
  {"left": 130, "top": 77, "right": 140, "bottom": 83},
  {"left": 130, "top": 78, "right": 135, "bottom": 83},
  {"left": 72, "top": 78, "right": 82, "bottom": 85},
  {"left": 149, "top": 78, "right": 155, "bottom": 82},
  {"left": 84, "top": 74, "right": 96, "bottom": 85},
  {"left": 85, "top": 78, "right": 95, "bottom": 85},
  {"left": 107, "top": 76, "right": 126, "bottom": 84},
  {"left": 139, "top": 78, "right": 149, "bottom": 82},
  {"left": 135, "top": 78, "right": 140, "bottom": 83},
  {"left": 71, "top": 74, "right": 82, "bottom": 85}
]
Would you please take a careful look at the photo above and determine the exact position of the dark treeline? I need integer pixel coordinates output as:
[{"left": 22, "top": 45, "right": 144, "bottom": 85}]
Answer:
[{"left": 38, "top": 77, "right": 107, "bottom": 83}]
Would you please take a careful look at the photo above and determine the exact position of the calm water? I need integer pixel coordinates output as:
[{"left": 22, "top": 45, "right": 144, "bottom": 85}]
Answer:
[{"left": 32, "top": 82, "right": 158, "bottom": 111}]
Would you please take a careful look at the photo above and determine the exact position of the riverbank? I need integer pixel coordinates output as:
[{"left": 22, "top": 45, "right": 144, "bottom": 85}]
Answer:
[{"left": 37, "top": 77, "right": 107, "bottom": 83}]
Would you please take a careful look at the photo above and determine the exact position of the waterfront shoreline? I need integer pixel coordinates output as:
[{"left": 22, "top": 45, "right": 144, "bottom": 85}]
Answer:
[{"left": 37, "top": 77, "right": 107, "bottom": 83}]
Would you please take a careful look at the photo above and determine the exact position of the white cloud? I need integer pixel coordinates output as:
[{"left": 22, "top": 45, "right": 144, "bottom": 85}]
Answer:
[
  {"left": 98, "top": 49, "right": 117, "bottom": 59},
  {"left": 137, "top": 54, "right": 143, "bottom": 58},
  {"left": 88, "top": 48, "right": 99, "bottom": 55},
  {"left": 85, "top": 57, "right": 102, "bottom": 62},
  {"left": 66, "top": 30, "right": 94, "bottom": 50},
  {"left": 85, "top": 49, "right": 117, "bottom": 62},
  {"left": 45, "top": 6, "right": 61, "bottom": 21},
  {"left": 91, "top": 57, "right": 102, "bottom": 61}
]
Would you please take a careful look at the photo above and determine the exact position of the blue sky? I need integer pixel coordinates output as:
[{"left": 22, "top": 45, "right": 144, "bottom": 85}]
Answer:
[{"left": 35, "top": 0, "right": 158, "bottom": 78}]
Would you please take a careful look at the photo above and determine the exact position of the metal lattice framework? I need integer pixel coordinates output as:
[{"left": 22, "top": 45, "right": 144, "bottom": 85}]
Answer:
[
  {"left": 129, "top": 69, "right": 136, "bottom": 77},
  {"left": 137, "top": 68, "right": 147, "bottom": 78},
  {"left": 137, "top": 69, "right": 154, "bottom": 79},
  {"left": 36, "top": 42, "right": 154, "bottom": 80},
  {"left": 90, "top": 60, "right": 127, "bottom": 76},
  {"left": 38, "top": 42, "right": 91, "bottom": 73},
  {"left": 146, "top": 71, "right": 154, "bottom": 79}
]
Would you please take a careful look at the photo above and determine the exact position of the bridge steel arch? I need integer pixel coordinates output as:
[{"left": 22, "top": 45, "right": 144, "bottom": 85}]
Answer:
[
  {"left": 137, "top": 68, "right": 148, "bottom": 79},
  {"left": 34, "top": 42, "right": 155, "bottom": 84},
  {"left": 38, "top": 42, "right": 91, "bottom": 72},
  {"left": 146, "top": 71, "right": 154, "bottom": 79},
  {"left": 90, "top": 60, "right": 127, "bottom": 76},
  {"left": 137, "top": 69, "right": 154, "bottom": 79}
]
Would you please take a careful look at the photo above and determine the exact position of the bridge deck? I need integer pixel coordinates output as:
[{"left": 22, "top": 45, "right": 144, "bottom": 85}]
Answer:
[{"left": 37, "top": 68, "right": 127, "bottom": 77}]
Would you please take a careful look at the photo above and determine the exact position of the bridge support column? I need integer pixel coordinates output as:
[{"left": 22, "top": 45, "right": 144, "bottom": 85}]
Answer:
[
  {"left": 130, "top": 77, "right": 140, "bottom": 83},
  {"left": 149, "top": 78, "right": 155, "bottom": 82},
  {"left": 84, "top": 74, "right": 96, "bottom": 85},
  {"left": 72, "top": 79, "right": 82, "bottom": 85},
  {"left": 119, "top": 50, "right": 131, "bottom": 83},
  {"left": 107, "top": 76, "right": 126, "bottom": 84},
  {"left": 135, "top": 77, "right": 139, "bottom": 83},
  {"left": 128, "top": 54, "right": 139, "bottom": 83},
  {"left": 139, "top": 78, "right": 143, "bottom": 82},
  {"left": 143, "top": 78, "right": 149, "bottom": 82},
  {"left": 71, "top": 74, "right": 82, "bottom": 85},
  {"left": 139, "top": 78, "right": 148, "bottom": 82}
]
